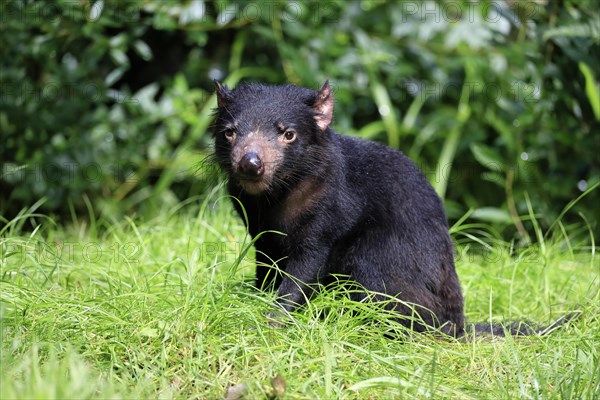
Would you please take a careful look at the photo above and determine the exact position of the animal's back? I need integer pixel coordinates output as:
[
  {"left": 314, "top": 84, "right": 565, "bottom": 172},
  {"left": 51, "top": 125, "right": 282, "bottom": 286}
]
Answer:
[{"left": 329, "top": 133, "right": 465, "bottom": 334}]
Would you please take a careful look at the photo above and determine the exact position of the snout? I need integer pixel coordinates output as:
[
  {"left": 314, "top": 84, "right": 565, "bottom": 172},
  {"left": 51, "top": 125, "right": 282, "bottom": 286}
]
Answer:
[{"left": 238, "top": 152, "right": 265, "bottom": 178}]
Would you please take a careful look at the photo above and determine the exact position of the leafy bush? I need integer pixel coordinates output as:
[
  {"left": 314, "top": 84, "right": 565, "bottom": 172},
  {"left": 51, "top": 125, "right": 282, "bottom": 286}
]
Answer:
[{"left": 1, "top": 0, "right": 598, "bottom": 241}]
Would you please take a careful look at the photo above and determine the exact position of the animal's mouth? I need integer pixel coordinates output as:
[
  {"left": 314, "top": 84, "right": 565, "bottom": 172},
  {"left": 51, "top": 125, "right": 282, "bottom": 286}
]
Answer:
[
  {"left": 236, "top": 175, "right": 262, "bottom": 182},
  {"left": 234, "top": 173, "right": 263, "bottom": 184},
  {"left": 236, "top": 175, "right": 270, "bottom": 194}
]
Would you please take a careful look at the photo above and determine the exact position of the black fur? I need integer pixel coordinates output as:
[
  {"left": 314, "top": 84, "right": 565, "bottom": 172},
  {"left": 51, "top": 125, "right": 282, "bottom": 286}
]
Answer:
[{"left": 212, "top": 81, "right": 577, "bottom": 337}]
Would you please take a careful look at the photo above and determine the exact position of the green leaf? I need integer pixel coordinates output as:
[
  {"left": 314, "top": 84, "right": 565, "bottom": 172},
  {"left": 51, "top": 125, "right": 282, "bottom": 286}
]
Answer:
[
  {"left": 179, "top": 0, "right": 206, "bottom": 25},
  {"left": 579, "top": 61, "right": 600, "bottom": 120},
  {"left": 471, "top": 207, "right": 512, "bottom": 223},
  {"left": 134, "top": 83, "right": 160, "bottom": 113},
  {"left": 89, "top": 0, "right": 105, "bottom": 21},
  {"left": 139, "top": 327, "right": 158, "bottom": 338},
  {"left": 543, "top": 21, "right": 600, "bottom": 41},
  {"left": 470, "top": 143, "right": 505, "bottom": 172},
  {"left": 133, "top": 40, "right": 153, "bottom": 62},
  {"left": 110, "top": 49, "right": 129, "bottom": 67},
  {"left": 347, "top": 377, "right": 412, "bottom": 391},
  {"left": 105, "top": 67, "right": 126, "bottom": 86}
]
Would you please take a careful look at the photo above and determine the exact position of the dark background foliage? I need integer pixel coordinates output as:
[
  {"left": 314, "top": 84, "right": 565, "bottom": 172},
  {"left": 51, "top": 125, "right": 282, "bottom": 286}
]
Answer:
[{"left": 1, "top": 0, "right": 598, "bottom": 242}]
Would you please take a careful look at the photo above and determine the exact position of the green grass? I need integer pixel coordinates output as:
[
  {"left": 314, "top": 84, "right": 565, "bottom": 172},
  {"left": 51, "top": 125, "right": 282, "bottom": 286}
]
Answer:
[{"left": 1, "top": 194, "right": 598, "bottom": 399}]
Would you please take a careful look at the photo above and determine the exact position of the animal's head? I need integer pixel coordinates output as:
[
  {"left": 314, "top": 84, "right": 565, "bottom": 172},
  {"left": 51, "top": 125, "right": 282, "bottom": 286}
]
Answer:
[{"left": 212, "top": 81, "right": 334, "bottom": 195}]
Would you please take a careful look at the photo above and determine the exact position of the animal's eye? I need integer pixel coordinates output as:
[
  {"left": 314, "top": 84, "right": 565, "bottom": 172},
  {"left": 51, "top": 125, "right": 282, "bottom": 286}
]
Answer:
[
  {"left": 223, "top": 129, "right": 236, "bottom": 141},
  {"left": 283, "top": 129, "right": 296, "bottom": 143}
]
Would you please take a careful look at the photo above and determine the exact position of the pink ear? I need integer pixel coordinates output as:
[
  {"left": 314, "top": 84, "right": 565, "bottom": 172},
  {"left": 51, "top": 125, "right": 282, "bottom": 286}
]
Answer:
[
  {"left": 214, "top": 80, "right": 231, "bottom": 108},
  {"left": 313, "top": 81, "right": 334, "bottom": 131}
]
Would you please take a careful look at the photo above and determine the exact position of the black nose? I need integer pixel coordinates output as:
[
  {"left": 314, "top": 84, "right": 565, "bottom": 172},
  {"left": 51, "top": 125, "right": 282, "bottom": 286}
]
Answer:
[{"left": 239, "top": 152, "right": 264, "bottom": 177}]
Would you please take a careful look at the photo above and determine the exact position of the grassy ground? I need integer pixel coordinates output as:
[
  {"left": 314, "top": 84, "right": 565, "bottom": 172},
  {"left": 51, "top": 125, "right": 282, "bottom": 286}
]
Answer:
[{"left": 1, "top": 193, "right": 598, "bottom": 399}]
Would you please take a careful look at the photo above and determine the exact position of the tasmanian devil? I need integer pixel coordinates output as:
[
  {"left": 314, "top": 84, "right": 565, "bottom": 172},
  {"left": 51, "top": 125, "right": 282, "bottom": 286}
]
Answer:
[{"left": 211, "top": 80, "right": 577, "bottom": 337}]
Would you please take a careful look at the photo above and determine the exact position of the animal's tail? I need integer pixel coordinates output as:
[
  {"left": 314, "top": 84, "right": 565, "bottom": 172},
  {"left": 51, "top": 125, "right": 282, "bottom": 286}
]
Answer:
[{"left": 466, "top": 311, "right": 582, "bottom": 337}]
